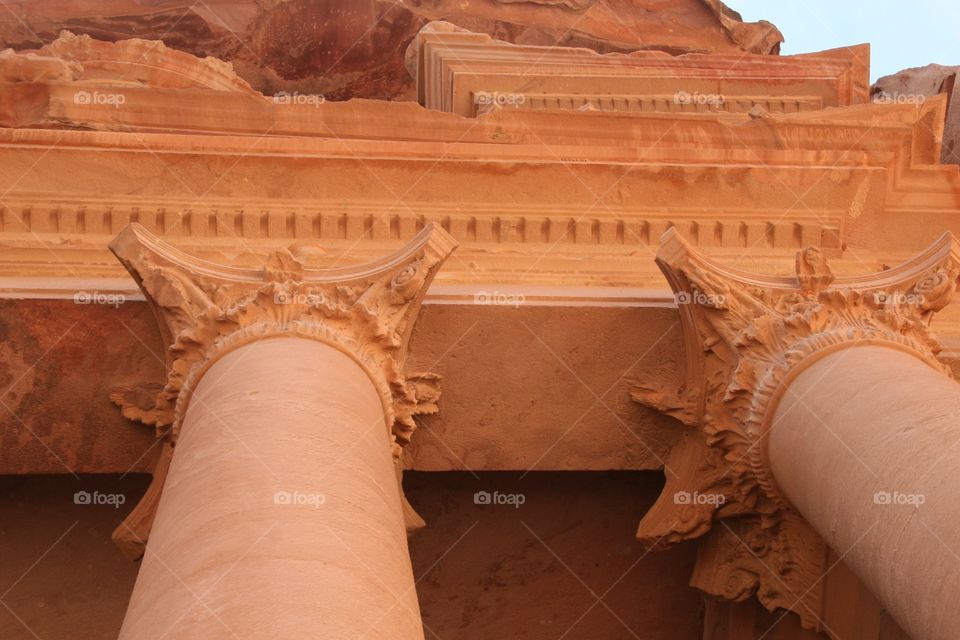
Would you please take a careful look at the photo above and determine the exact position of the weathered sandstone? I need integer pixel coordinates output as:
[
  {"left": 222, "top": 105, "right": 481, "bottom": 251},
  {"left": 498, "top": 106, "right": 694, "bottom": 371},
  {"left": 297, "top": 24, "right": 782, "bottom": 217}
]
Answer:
[
  {"left": 873, "top": 63, "right": 959, "bottom": 164},
  {"left": 0, "top": 0, "right": 782, "bottom": 99}
]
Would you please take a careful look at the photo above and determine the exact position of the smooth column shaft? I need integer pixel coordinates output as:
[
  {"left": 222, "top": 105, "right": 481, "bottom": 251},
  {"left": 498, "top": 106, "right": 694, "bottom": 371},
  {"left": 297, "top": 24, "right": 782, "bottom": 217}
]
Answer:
[
  {"left": 118, "top": 337, "right": 423, "bottom": 640},
  {"left": 769, "top": 346, "right": 960, "bottom": 640}
]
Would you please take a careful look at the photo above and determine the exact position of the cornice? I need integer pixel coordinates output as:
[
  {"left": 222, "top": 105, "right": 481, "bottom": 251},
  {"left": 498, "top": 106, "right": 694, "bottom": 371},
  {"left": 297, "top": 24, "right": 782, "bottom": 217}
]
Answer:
[{"left": 0, "top": 99, "right": 932, "bottom": 162}]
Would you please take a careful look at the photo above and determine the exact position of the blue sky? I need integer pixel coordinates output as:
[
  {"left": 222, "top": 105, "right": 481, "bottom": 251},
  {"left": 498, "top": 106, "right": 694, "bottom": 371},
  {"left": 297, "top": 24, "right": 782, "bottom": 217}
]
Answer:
[{"left": 730, "top": 0, "right": 960, "bottom": 82}]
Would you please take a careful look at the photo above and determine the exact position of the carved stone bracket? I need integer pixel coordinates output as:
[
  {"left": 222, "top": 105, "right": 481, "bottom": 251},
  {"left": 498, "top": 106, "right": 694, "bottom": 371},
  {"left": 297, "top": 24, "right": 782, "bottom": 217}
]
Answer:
[
  {"left": 108, "top": 222, "right": 457, "bottom": 559},
  {"left": 633, "top": 230, "right": 960, "bottom": 629}
]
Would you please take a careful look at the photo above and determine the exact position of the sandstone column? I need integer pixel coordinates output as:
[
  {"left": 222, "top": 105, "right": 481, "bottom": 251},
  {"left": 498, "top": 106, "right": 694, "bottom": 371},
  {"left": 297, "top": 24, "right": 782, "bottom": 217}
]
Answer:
[
  {"left": 634, "top": 230, "right": 960, "bottom": 639},
  {"left": 769, "top": 345, "right": 960, "bottom": 640},
  {"left": 107, "top": 223, "right": 456, "bottom": 639}
]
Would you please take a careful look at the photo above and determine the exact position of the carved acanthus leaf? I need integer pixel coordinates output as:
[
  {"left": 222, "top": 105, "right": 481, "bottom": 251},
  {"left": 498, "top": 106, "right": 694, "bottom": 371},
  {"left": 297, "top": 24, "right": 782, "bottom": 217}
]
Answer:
[
  {"left": 635, "top": 429, "right": 735, "bottom": 550},
  {"left": 108, "top": 223, "right": 456, "bottom": 557},
  {"left": 393, "top": 371, "right": 443, "bottom": 449},
  {"left": 631, "top": 382, "right": 697, "bottom": 426},
  {"left": 109, "top": 222, "right": 457, "bottom": 446},
  {"left": 692, "top": 512, "right": 827, "bottom": 632},
  {"left": 109, "top": 382, "right": 165, "bottom": 427},
  {"left": 633, "top": 230, "right": 960, "bottom": 626}
]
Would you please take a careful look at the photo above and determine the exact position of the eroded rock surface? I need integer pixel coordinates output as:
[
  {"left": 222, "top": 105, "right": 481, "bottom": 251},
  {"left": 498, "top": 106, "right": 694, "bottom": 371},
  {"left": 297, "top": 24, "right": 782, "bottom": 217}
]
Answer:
[
  {"left": 0, "top": 0, "right": 782, "bottom": 100},
  {"left": 873, "top": 63, "right": 959, "bottom": 164}
]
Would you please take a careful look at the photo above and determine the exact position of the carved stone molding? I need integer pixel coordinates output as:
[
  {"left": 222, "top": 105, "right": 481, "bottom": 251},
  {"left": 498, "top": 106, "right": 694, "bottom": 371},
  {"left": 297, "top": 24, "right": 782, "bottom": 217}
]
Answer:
[
  {"left": 474, "top": 92, "right": 824, "bottom": 116},
  {"left": 411, "top": 21, "right": 866, "bottom": 117},
  {"left": 633, "top": 229, "right": 960, "bottom": 629},
  {"left": 0, "top": 196, "right": 842, "bottom": 251},
  {"left": 691, "top": 511, "right": 829, "bottom": 627},
  {"left": 108, "top": 222, "right": 456, "bottom": 558}
]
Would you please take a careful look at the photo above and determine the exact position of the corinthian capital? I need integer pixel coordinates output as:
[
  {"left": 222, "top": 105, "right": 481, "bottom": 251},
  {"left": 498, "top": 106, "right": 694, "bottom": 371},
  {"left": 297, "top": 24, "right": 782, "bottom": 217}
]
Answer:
[
  {"left": 108, "top": 223, "right": 456, "bottom": 558},
  {"left": 110, "top": 222, "right": 456, "bottom": 441},
  {"left": 634, "top": 230, "right": 960, "bottom": 629}
]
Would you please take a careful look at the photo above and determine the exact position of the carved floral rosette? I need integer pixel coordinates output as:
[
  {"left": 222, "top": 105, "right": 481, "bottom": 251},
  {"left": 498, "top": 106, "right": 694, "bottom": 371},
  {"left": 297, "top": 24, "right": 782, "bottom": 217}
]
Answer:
[
  {"left": 108, "top": 222, "right": 456, "bottom": 558},
  {"left": 634, "top": 229, "right": 960, "bottom": 629}
]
